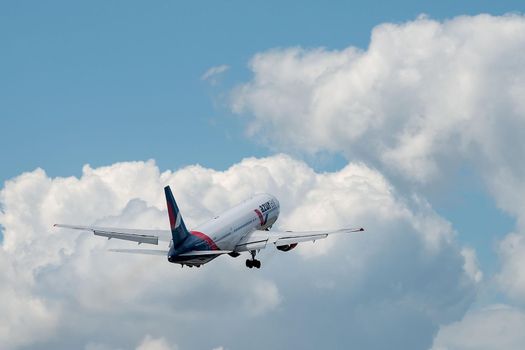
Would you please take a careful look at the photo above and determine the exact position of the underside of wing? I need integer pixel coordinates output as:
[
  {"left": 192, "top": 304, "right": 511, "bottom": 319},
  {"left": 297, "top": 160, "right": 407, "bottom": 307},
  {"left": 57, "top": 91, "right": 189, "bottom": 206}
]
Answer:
[
  {"left": 178, "top": 250, "right": 232, "bottom": 256},
  {"left": 54, "top": 224, "right": 172, "bottom": 245},
  {"left": 109, "top": 249, "right": 169, "bottom": 256},
  {"left": 272, "top": 227, "right": 364, "bottom": 246},
  {"left": 234, "top": 227, "right": 364, "bottom": 252}
]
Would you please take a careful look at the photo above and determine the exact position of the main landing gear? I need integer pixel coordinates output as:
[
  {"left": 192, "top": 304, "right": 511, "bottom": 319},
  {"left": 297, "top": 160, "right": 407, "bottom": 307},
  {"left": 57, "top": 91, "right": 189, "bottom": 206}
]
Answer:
[{"left": 246, "top": 250, "right": 261, "bottom": 269}]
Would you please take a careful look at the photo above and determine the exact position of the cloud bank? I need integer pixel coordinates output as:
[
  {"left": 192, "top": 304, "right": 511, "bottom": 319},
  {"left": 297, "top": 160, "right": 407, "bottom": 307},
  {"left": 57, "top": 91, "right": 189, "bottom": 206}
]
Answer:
[
  {"left": 231, "top": 14, "right": 525, "bottom": 347},
  {"left": 0, "top": 156, "right": 476, "bottom": 349},
  {"left": 232, "top": 14, "right": 525, "bottom": 185},
  {"left": 432, "top": 305, "right": 525, "bottom": 350}
]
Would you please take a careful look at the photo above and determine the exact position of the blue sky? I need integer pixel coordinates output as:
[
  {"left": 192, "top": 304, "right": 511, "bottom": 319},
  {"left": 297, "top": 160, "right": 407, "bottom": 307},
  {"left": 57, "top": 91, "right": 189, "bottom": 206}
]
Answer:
[
  {"left": 1, "top": 0, "right": 523, "bottom": 180},
  {"left": 2, "top": 2, "right": 525, "bottom": 349}
]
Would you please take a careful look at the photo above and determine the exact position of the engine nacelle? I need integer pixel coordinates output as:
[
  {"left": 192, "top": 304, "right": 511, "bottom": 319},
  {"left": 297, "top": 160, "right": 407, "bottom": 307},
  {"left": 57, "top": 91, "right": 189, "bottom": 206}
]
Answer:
[{"left": 276, "top": 243, "right": 298, "bottom": 252}]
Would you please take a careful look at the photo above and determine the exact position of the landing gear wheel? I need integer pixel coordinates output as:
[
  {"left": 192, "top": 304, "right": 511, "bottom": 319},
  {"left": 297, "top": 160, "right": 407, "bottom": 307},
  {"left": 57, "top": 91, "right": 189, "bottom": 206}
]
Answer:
[{"left": 246, "top": 250, "right": 261, "bottom": 269}]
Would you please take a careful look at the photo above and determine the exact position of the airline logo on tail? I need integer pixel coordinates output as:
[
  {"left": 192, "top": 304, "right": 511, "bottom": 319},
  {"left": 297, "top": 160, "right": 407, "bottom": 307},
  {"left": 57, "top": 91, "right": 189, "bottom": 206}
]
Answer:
[
  {"left": 168, "top": 208, "right": 182, "bottom": 230},
  {"left": 165, "top": 185, "right": 221, "bottom": 252},
  {"left": 164, "top": 186, "right": 190, "bottom": 246}
]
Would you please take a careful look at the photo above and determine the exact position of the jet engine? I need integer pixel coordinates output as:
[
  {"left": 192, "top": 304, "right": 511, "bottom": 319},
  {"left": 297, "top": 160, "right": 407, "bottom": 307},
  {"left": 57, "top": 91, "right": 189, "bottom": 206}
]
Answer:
[{"left": 276, "top": 243, "right": 298, "bottom": 252}]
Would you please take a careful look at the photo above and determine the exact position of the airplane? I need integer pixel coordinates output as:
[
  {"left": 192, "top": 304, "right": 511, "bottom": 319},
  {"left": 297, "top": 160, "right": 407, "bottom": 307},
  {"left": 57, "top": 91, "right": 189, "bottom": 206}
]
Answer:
[{"left": 55, "top": 186, "right": 364, "bottom": 269}]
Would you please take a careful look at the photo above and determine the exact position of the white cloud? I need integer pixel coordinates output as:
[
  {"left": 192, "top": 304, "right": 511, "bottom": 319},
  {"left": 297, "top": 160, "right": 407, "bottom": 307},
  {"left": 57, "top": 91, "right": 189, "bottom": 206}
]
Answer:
[
  {"left": 232, "top": 14, "right": 525, "bottom": 184},
  {"left": 0, "top": 262, "right": 58, "bottom": 350},
  {"left": 231, "top": 13, "right": 525, "bottom": 313},
  {"left": 0, "top": 155, "right": 476, "bottom": 349},
  {"left": 496, "top": 233, "right": 525, "bottom": 303},
  {"left": 461, "top": 248, "right": 483, "bottom": 284},
  {"left": 201, "top": 64, "right": 230, "bottom": 84},
  {"left": 431, "top": 305, "right": 525, "bottom": 350},
  {"left": 136, "top": 335, "right": 177, "bottom": 350}
]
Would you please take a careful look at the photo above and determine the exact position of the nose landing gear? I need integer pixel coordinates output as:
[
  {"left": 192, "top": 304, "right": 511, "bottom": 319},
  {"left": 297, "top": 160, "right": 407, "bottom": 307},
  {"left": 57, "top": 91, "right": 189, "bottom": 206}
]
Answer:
[{"left": 245, "top": 250, "right": 261, "bottom": 269}]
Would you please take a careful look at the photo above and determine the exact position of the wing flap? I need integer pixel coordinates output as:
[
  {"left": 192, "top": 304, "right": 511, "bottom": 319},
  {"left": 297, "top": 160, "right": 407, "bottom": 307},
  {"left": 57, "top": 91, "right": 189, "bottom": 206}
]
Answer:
[
  {"left": 234, "top": 239, "right": 268, "bottom": 251},
  {"left": 275, "top": 234, "right": 328, "bottom": 245}
]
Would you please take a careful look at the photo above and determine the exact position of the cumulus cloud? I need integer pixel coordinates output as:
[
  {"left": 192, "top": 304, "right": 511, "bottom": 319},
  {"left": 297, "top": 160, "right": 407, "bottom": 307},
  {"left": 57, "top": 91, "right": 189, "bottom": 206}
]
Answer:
[
  {"left": 496, "top": 233, "right": 525, "bottom": 303},
  {"left": 231, "top": 13, "right": 525, "bottom": 317},
  {"left": 232, "top": 14, "right": 525, "bottom": 183},
  {"left": 0, "top": 155, "right": 476, "bottom": 349},
  {"left": 460, "top": 248, "right": 483, "bottom": 284},
  {"left": 431, "top": 305, "right": 525, "bottom": 350}
]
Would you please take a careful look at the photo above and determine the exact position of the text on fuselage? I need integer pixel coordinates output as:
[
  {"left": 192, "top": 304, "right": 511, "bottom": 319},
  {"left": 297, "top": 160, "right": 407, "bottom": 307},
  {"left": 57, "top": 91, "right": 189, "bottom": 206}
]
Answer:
[{"left": 259, "top": 199, "right": 277, "bottom": 213}]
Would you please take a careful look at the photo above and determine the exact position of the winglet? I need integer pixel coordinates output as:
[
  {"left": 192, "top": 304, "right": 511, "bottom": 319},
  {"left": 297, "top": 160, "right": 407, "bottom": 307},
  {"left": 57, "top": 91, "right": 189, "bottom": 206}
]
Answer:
[
  {"left": 164, "top": 186, "right": 190, "bottom": 247},
  {"left": 345, "top": 227, "right": 364, "bottom": 233}
]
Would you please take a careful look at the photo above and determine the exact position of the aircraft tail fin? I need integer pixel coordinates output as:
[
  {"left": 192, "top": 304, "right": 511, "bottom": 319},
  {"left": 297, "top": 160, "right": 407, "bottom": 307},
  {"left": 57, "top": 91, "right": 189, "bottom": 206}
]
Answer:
[{"left": 164, "top": 186, "right": 190, "bottom": 247}]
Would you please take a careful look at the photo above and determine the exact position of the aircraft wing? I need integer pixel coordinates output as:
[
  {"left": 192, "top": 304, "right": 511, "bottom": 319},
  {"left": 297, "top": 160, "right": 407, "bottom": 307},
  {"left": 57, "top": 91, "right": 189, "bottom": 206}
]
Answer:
[
  {"left": 54, "top": 224, "right": 172, "bottom": 245},
  {"left": 234, "top": 227, "right": 364, "bottom": 252}
]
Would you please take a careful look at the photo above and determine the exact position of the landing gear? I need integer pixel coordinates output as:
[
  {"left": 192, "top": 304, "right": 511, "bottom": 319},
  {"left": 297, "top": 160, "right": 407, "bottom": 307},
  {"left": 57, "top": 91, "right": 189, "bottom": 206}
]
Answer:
[
  {"left": 245, "top": 250, "right": 261, "bottom": 269},
  {"left": 180, "top": 263, "right": 201, "bottom": 268},
  {"left": 245, "top": 259, "right": 261, "bottom": 269}
]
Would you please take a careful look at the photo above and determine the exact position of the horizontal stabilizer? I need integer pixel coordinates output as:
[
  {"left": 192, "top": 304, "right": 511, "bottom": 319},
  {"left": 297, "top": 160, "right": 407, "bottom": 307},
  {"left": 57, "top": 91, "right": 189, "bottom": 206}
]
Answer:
[
  {"left": 178, "top": 250, "right": 232, "bottom": 256},
  {"left": 108, "top": 249, "right": 169, "bottom": 256}
]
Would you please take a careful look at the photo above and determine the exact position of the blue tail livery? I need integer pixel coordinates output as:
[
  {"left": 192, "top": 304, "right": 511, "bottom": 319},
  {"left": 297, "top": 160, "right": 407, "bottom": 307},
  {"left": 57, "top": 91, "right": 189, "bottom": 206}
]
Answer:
[{"left": 164, "top": 186, "right": 190, "bottom": 247}]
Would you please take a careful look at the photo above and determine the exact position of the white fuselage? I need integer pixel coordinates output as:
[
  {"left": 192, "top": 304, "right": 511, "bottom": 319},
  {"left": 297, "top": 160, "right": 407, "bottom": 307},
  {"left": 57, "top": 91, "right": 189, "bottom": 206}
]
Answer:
[{"left": 191, "top": 193, "right": 280, "bottom": 251}]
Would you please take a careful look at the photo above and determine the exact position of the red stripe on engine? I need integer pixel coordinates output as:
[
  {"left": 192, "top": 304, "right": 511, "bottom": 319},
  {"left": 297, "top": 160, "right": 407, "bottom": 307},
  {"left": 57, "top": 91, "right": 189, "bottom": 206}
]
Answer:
[{"left": 191, "top": 231, "right": 219, "bottom": 250}]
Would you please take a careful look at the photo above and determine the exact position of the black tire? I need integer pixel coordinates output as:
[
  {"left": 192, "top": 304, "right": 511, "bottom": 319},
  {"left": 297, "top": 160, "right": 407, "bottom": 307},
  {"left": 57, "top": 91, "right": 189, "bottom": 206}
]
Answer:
[
  {"left": 254, "top": 260, "right": 261, "bottom": 269},
  {"left": 246, "top": 259, "right": 253, "bottom": 268}
]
